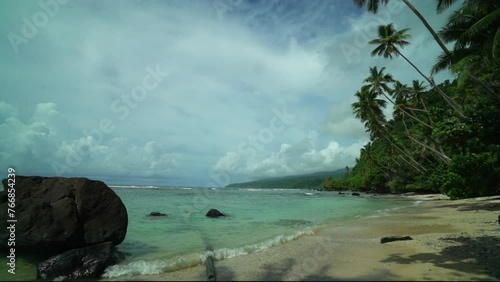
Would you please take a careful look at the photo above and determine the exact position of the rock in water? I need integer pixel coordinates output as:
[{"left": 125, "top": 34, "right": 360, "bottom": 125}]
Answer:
[
  {"left": 0, "top": 176, "right": 128, "bottom": 253},
  {"left": 380, "top": 236, "right": 413, "bottom": 244},
  {"left": 206, "top": 209, "right": 225, "bottom": 218},
  {"left": 148, "top": 212, "right": 167, "bottom": 217},
  {"left": 37, "top": 241, "right": 113, "bottom": 280},
  {"left": 352, "top": 192, "right": 361, "bottom": 196}
]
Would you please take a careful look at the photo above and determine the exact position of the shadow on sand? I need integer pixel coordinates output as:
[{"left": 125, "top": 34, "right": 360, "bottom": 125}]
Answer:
[
  {"left": 380, "top": 235, "right": 500, "bottom": 280},
  {"left": 211, "top": 235, "right": 499, "bottom": 281}
]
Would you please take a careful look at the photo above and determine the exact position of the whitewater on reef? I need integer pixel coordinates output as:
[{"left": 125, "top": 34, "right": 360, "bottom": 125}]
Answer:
[{"left": 96, "top": 186, "right": 413, "bottom": 278}]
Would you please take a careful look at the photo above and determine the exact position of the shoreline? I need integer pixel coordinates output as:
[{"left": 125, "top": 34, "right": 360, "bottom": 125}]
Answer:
[{"left": 109, "top": 194, "right": 500, "bottom": 281}]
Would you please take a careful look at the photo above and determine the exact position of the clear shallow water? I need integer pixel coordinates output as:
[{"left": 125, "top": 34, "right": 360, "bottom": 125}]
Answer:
[
  {"left": 102, "top": 187, "right": 411, "bottom": 278},
  {"left": 0, "top": 186, "right": 413, "bottom": 280}
]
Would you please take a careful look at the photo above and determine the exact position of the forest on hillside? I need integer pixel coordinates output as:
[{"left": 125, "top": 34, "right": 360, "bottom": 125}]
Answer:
[{"left": 323, "top": 0, "right": 500, "bottom": 199}]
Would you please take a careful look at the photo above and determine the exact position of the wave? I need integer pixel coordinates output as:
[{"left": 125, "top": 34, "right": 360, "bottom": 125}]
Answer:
[
  {"left": 110, "top": 185, "right": 159, "bottom": 189},
  {"left": 102, "top": 229, "right": 315, "bottom": 278},
  {"left": 238, "top": 188, "right": 262, "bottom": 192}
]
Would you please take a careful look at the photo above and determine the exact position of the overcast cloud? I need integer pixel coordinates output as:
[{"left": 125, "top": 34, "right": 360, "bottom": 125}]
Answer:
[{"left": 0, "top": 0, "right": 457, "bottom": 186}]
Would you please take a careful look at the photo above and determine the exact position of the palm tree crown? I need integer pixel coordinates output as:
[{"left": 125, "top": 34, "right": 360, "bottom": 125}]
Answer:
[{"left": 369, "top": 24, "right": 411, "bottom": 59}]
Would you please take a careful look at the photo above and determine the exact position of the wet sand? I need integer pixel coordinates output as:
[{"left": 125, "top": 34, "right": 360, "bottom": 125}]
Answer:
[{"left": 115, "top": 194, "right": 500, "bottom": 281}]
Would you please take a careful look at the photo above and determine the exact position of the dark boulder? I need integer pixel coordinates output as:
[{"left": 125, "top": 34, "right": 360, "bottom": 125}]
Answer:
[
  {"left": 148, "top": 212, "right": 167, "bottom": 217},
  {"left": 338, "top": 192, "right": 345, "bottom": 195},
  {"left": 37, "top": 241, "right": 113, "bottom": 280},
  {"left": 351, "top": 192, "right": 361, "bottom": 196},
  {"left": 380, "top": 236, "right": 413, "bottom": 244},
  {"left": 206, "top": 209, "right": 225, "bottom": 218},
  {"left": 0, "top": 176, "right": 128, "bottom": 253}
]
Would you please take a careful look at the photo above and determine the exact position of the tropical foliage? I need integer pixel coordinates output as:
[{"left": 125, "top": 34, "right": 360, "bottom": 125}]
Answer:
[{"left": 323, "top": 0, "right": 500, "bottom": 199}]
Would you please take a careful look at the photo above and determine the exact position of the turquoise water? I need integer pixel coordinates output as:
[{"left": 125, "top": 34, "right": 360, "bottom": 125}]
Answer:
[
  {"left": 0, "top": 186, "right": 413, "bottom": 280},
  {"left": 101, "top": 186, "right": 411, "bottom": 278}
]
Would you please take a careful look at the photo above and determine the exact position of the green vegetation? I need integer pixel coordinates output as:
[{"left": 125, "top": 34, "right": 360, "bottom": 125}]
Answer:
[
  {"left": 226, "top": 169, "right": 345, "bottom": 189},
  {"left": 323, "top": 0, "right": 500, "bottom": 199}
]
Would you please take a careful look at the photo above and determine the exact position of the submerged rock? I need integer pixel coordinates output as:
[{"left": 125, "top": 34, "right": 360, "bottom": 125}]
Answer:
[
  {"left": 206, "top": 209, "right": 225, "bottom": 218},
  {"left": 352, "top": 192, "right": 361, "bottom": 196},
  {"left": 37, "top": 241, "right": 113, "bottom": 280},
  {"left": 380, "top": 236, "right": 413, "bottom": 244},
  {"left": 0, "top": 176, "right": 128, "bottom": 253},
  {"left": 148, "top": 212, "right": 167, "bottom": 217}
]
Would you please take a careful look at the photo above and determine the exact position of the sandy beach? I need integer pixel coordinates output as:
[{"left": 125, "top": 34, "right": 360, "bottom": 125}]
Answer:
[{"left": 112, "top": 194, "right": 500, "bottom": 281}]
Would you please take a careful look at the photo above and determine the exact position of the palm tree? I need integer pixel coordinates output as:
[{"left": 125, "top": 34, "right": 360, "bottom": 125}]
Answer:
[
  {"left": 361, "top": 141, "right": 394, "bottom": 178},
  {"left": 363, "top": 66, "right": 394, "bottom": 100},
  {"left": 353, "top": 0, "right": 452, "bottom": 56},
  {"left": 391, "top": 81, "right": 411, "bottom": 120},
  {"left": 352, "top": 86, "right": 428, "bottom": 171},
  {"left": 433, "top": 0, "right": 499, "bottom": 97},
  {"left": 409, "top": 80, "right": 429, "bottom": 116},
  {"left": 354, "top": 0, "right": 498, "bottom": 97},
  {"left": 369, "top": 23, "right": 464, "bottom": 117},
  {"left": 352, "top": 85, "right": 387, "bottom": 139}
]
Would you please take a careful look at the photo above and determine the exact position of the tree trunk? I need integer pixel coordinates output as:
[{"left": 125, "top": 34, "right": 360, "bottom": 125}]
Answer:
[
  {"left": 206, "top": 255, "right": 216, "bottom": 281},
  {"left": 402, "top": 0, "right": 451, "bottom": 55},
  {"left": 395, "top": 49, "right": 465, "bottom": 117}
]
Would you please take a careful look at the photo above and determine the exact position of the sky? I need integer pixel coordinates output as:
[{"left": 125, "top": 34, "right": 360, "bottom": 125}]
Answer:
[{"left": 0, "top": 0, "right": 459, "bottom": 187}]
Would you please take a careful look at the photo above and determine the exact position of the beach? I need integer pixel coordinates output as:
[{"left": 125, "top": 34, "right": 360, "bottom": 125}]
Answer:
[{"left": 112, "top": 194, "right": 500, "bottom": 281}]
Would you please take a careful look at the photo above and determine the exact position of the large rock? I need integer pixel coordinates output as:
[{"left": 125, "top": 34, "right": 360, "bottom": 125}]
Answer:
[
  {"left": 0, "top": 176, "right": 128, "bottom": 253},
  {"left": 206, "top": 209, "right": 225, "bottom": 218},
  {"left": 37, "top": 241, "right": 113, "bottom": 280}
]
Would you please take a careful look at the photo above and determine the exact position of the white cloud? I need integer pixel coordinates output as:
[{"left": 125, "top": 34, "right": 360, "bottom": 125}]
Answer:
[{"left": 0, "top": 0, "right": 457, "bottom": 185}]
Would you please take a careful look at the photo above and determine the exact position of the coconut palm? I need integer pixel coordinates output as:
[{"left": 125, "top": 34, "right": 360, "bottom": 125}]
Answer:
[
  {"left": 352, "top": 85, "right": 387, "bottom": 139},
  {"left": 432, "top": 0, "right": 500, "bottom": 71},
  {"left": 369, "top": 23, "right": 464, "bottom": 116},
  {"left": 433, "top": 0, "right": 499, "bottom": 98},
  {"left": 352, "top": 86, "right": 428, "bottom": 171},
  {"left": 363, "top": 66, "right": 394, "bottom": 99},
  {"left": 391, "top": 81, "right": 410, "bottom": 117},
  {"left": 353, "top": 0, "right": 452, "bottom": 56}
]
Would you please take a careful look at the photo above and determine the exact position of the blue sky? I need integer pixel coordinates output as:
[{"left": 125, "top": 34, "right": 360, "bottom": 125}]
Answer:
[{"left": 0, "top": 0, "right": 458, "bottom": 186}]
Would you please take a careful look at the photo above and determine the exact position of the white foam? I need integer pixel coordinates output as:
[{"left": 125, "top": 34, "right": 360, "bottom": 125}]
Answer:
[
  {"left": 103, "top": 229, "right": 315, "bottom": 278},
  {"left": 110, "top": 185, "right": 159, "bottom": 189},
  {"left": 102, "top": 259, "right": 169, "bottom": 277},
  {"left": 201, "top": 229, "right": 315, "bottom": 262}
]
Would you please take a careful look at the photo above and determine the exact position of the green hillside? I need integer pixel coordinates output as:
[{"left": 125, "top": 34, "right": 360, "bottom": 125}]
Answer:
[{"left": 226, "top": 169, "right": 345, "bottom": 189}]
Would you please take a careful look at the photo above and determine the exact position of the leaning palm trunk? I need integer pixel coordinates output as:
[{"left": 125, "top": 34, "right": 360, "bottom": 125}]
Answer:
[
  {"left": 402, "top": 0, "right": 450, "bottom": 55},
  {"left": 400, "top": 115, "right": 451, "bottom": 164},
  {"left": 379, "top": 126, "right": 428, "bottom": 173},
  {"left": 395, "top": 49, "right": 465, "bottom": 117},
  {"left": 380, "top": 90, "right": 434, "bottom": 129}
]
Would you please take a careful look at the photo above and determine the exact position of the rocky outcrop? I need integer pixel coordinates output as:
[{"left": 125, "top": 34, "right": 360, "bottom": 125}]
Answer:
[
  {"left": 206, "top": 209, "right": 225, "bottom": 218},
  {"left": 0, "top": 176, "right": 128, "bottom": 253},
  {"left": 37, "top": 241, "right": 113, "bottom": 280},
  {"left": 380, "top": 235, "right": 413, "bottom": 244}
]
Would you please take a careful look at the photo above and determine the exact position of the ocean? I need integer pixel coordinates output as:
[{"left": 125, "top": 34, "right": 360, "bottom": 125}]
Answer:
[{"left": 1, "top": 185, "right": 414, "bottom": 280}]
